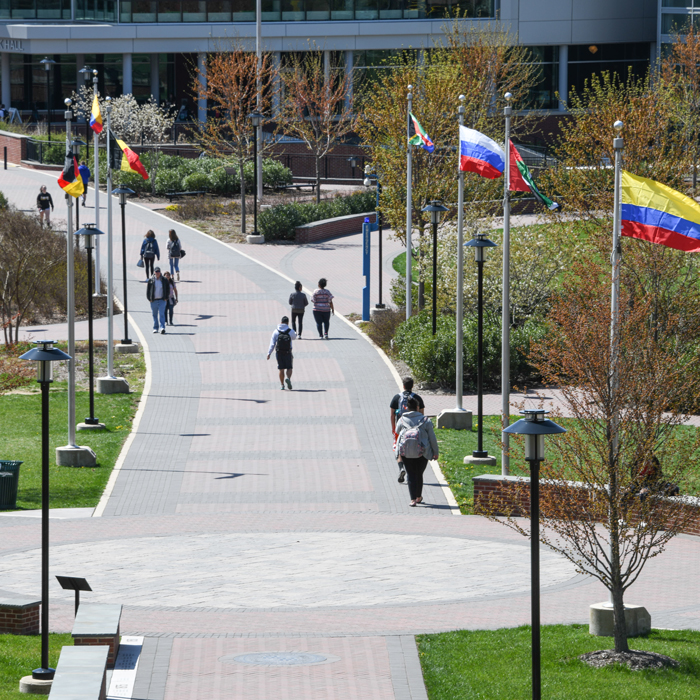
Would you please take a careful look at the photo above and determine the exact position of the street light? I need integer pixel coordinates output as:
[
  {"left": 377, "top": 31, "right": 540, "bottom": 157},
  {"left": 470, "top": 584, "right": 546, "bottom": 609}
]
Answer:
[
  {"left": 503, "top": 409, "right": 566, "bottom": 700},
  {"left": 464, "top": 232, "right": 497, "bottom": 464},
  {"left": 74, "top": 224, "right": 106, "bottom": 431},
  {"left": 79, "top": 66, "right": 92, "bottom": 159},
  {"left": 347, "top": 155, "right": 359, "bottom": 178},
  {"left": 19, "top": 340, "right": 71, "bottom": 683},
  {"left": 364, "top": 165, "right": 385, "bottom": 309},
  {"left": 421, "top": 200, "right": 449, "bottom": 335},
  {"left": 113, "top": 187, "right": 135, "bottom": 346},
  {"left": 248, "top": 111, "right": 263, "bottom": 236},
  {"left": 40, "top": 57, "right": 56, "bottom": 143}
]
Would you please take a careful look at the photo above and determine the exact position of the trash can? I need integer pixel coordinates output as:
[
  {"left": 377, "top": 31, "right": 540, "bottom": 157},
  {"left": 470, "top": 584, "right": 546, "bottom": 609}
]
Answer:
[{"left": 0, "top": 461, "right": 22, "bottom": 510}]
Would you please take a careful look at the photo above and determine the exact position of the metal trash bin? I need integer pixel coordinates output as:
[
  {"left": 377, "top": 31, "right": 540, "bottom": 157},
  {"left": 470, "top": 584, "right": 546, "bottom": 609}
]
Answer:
[{"left": 0, "top": 461, "right": 22, "bottom": 510}]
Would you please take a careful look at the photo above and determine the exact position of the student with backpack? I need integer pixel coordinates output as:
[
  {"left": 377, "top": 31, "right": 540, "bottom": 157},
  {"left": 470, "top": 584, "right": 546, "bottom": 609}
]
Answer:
[
  {"left": 288, "top": 281, "right": 308, "bottom": 339},
  {"left": 267, "top": 315, "right": 297, "bottom": 390},
  {"left": 167, "top": 229, "right": 184, "bottom": 281},
  {"left": 394, "top": 396, "right": 439, "bottom": 507},
  {"left": 390, "top": 376, "right": 425, "bottom": 483},
  {"left": 140, "top": 230, "right": 160, "bottom": 280}
]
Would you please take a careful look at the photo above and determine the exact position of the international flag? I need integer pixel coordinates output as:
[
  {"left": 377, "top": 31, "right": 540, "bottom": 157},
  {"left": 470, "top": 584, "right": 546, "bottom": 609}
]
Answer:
[
  {"left": 89, "top": 95, "right": 103, "bottom": 134},
  {"left": 621, "top": 171, "right": 700, "bottom": 252},
  {"left": 115, "top": 138, "right": 149, "bottom": 180},
  {"left": 509, "top": 141, "right": 560, "bottom": 211},
  {"left": 408, "top": 113, "right": 435, "bottom": 153},
  {"left": 459, "top": 126, "right": 505, "bottom": 179},
  {"left": 57, "top": 151, "right": 84, "bottom": 198}
]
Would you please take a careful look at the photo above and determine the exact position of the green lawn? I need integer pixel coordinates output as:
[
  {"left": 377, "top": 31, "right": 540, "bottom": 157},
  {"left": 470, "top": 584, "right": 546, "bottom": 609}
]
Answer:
[
  {"left": 417, "top": 625, "right": 700, "bottom": 700},
  {"left": 0, "top": 634, "right": 72, "bottom": 700}
]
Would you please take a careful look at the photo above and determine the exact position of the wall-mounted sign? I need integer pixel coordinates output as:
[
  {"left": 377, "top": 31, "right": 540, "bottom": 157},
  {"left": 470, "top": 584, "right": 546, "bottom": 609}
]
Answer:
[{"left": 0, "top": 39, "right": 25, "bottom": 52}]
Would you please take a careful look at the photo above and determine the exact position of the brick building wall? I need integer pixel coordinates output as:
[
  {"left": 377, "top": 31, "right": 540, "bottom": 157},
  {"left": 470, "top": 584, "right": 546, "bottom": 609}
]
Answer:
[
  {"left": 0, "top": 131, "right": 29, "bottom": 165},
  {"left": 0, "top": 600, "right": 40, "bottom": 635}
]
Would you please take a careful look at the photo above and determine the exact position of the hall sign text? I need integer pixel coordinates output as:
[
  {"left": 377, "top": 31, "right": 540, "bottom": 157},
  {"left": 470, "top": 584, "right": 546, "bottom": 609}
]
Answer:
[{"left": 0, "top": 40, "right": 24, "bottom": 51}]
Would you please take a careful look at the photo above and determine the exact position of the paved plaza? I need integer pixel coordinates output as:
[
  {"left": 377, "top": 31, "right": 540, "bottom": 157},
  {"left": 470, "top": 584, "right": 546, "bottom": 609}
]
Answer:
[{"left": 1, "top": 166, "right": 700, "bottom": 699}]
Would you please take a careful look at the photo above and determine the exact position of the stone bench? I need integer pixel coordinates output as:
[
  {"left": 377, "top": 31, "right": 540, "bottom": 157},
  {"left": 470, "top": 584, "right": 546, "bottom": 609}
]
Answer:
[
  {"left": 48, "top": 645, "right": 109, "bottom": 700},
  {"left": 71, "top": 604, "right": 122, "bottom": 669},
  {"left": 0, "top": 596, "right": 40, "bottom": 635}
]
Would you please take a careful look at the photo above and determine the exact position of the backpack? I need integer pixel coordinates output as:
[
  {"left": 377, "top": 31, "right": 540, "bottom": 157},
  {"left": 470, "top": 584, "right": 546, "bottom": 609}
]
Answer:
[
  {"left": 275, "top": 328, "right": 292, "bottom": 353},
  {"left": 144, "top": 239, "right": 155, "bottom": 257},
  {"left": 395, "top": 391, "right": 416, "bottom": 419},
  {"left": 398, "top": 419, "right": 428, "bottom": 459}
]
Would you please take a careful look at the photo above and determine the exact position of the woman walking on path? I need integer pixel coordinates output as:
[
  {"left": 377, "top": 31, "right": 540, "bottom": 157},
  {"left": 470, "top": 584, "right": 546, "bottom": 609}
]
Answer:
[
  {"left": 394, "top": 397, "right": 439, "bottom": 507},
  {"left": 311, "top": 278, "right": 334, "bottom": 339},
  {"left": 289, "top": 281, "right": 308, "bottom": 339},
  {"left": 167, "top": 229, "right": 182, "bottom": 281},
  {"left": 163, "top": 271, "right": 178, "bottom": 325},
  {"left": 140, "top": 230, "right": 160, "bottom": 280},
  {"left": 37, "top": 186, "right": 53, "bottom": 226}
]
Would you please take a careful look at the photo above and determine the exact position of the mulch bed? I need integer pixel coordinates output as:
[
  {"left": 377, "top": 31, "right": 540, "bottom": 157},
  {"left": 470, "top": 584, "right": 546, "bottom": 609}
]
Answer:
[{"left": 579, "top": 649, "right": 680, "bottom": 671}]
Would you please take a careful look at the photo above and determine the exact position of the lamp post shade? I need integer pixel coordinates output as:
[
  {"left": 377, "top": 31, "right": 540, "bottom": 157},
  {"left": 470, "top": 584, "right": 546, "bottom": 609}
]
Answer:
[
  {"left": 74, "top": 223, "right": 105, "bottom": 250},
  {"left": 348, "top": 156, "right": 359, "bottom": 169},
  {"left": 79, "top": 66, "right": 92, "bottom": 83},
  {"left": 422, "top": 200, "right": 448, "bottom": 224},
  {"left": 112, "top": 186, "right": 135, "bottom": 204},
  {"left": 248, "top": 111, "right": 263, "bottom": 127},
  {"left": 40, "top": 57, "right": 55, "bottom": 71},
  {"left": 503, "top": 409, "right": 566, "bottom": 462},
  {"left": 20, "top": 341, "right": 71, "bottom": 383},
  {"left": 465, "top": 232, "right": 497, "bottom": 263}
]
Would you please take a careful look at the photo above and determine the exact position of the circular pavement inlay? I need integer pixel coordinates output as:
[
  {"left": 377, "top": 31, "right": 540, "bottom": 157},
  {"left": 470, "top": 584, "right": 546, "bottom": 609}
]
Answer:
[{"left": 222, "top": 652, "right": 339, "bottom": 666}]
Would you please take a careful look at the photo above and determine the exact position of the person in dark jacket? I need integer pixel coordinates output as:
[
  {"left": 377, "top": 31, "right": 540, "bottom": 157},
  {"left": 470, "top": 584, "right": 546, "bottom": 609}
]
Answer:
[
  {"left": 140, "top": 230, "right": 160, "bottom": 280},
  {"left": 78, "top": 161, "right": 90, "bottom": 207},
  {"left": 146, "top": 267, "right": 170, "bottom": 334},
  {"left": 37, "top": 186, "right": 54, "bottom": 226},
  {"left": 288, "top": 281, "right": 308, "bottom": 339}
]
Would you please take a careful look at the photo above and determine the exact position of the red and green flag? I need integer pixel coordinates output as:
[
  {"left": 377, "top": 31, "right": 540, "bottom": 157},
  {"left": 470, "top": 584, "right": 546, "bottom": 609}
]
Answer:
[
  {"left": 408, "top": 113, "right": 435, "bottom": 153},
  {"left": 509, "top": 141, "right": 559, "bottom": 211}
]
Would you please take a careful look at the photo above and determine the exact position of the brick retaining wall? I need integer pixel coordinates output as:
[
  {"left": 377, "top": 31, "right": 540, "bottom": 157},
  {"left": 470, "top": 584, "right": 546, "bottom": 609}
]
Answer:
[
  {"left": 73, "top": 629, "right": 120, "bottom": 669},
  {"left": 0, "top": 130, "right": 29, "bottom": 165},
  {"left": 295, "top": 211, "right": 376, "bottom": 244},
  {"left": 0, "top": 599, "right": 40, "bottom": 635}
]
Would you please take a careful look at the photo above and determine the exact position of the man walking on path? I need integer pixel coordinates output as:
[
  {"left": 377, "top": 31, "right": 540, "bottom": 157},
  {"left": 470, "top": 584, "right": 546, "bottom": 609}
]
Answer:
[
  {"left": 147, "top": 266, "right": 170, "bottom": 334},
  {"left": 390, "top": 377, "right": 425, "bottom": 483},
  {"left": 267, "top": 315, "right": 297, "bottom": 390},
  {"left": 78, "top": 161, "right": 91, "bottom": 207}
]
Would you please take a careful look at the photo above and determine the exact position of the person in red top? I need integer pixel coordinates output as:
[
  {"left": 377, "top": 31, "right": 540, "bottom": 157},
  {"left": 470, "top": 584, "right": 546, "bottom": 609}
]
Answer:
[{"left": 311, "top": 278, "right": 334, "bottom": 339}]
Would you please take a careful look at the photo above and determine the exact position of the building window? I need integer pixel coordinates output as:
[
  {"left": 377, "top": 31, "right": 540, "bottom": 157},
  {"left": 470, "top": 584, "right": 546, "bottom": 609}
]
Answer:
[
  {"left": 522, "top": 46, "right": 558, "bottom": 110},
  {"left": 9, "top": 54, "right": 76, "bottom": 111}
]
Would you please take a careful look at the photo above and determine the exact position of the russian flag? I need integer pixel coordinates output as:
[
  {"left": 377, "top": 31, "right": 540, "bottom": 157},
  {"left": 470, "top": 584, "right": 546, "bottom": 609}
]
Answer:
[
  {"left": 89, "top": 95, "right": 103, "bottom": 134},
  {"left": 621, "top": 171, "right": 700, "bottom": 252},
  {"left": 459, "top": 126, "right": 505, "bottom": 179}
]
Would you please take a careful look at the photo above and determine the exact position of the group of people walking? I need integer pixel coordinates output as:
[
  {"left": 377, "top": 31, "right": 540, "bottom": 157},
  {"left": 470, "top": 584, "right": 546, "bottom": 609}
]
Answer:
[{"left": 143, "top": 229, "right": 183, "bottom": 333}]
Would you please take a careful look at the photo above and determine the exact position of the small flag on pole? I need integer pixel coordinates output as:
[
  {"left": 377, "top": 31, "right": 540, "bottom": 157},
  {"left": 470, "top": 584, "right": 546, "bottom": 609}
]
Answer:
[
  {"left": 57, "top": 152, "right": 85, "bottom": 198},
  {"left": 459, "top": 126, "right": 504, "bottom": 179},
  {"left": 115, "top": 138, "right": 149, "bottom": 180},
  {"left": 408, "top": 113, "right": 435, "bottom": 153},
  {"left": 509, "top": 141, "right": 559, "bottom": 211},
  {"left": 89, "top": 96, "right": 103, "bottom": 134}
]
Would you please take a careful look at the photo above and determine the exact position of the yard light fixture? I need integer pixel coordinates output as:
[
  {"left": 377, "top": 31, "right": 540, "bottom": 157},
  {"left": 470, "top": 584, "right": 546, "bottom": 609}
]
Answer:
[
  {"left": 113, "top": 187, "right": 135, "bottom": 346},
  {"left": 503, "top": 409, "right": 566, "bottom": 700},
  {"left": 248, "top": 112, "right": 263, "bottom": 236},
  {"left": 19, "top": 341, "right": 71, "bottom": 682},
  {"left": 40, "top": 57, "right": 56, "bottom": 142},
  {"left": 348, "top": 155, "right": 359, "bottom": 177},
  {"left": 421, "top": 200, "right": 449, "bottom": 335}
]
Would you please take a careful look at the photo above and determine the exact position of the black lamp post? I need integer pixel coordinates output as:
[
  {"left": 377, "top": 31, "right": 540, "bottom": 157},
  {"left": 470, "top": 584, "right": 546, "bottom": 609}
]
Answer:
[
  {"left": 347, "top": 155, "right": 359, "bottom": 179},
  {"left": 78, "top": 66, "right": 92, "bottom": 160},
  {"left": 465, "top": 232, "right": 497, "bottom": 458},
  {"left": 74, "top": 224, "right": 105, "bottom": 427},
  {"left": 113, "top": 187, "right": 135, "bottom": 345},
  {"left": 248, "top": 111, "right": 263, "bottom": 235},
  {"left": 40, "top": 57, "right": 56, "bottom": 143},
  {"left": 421, "top": 200, "right": 449, "bottom": 335},
  {"left": 364, "top": 166, "right": 385, "bottom": 309},
  {"left": 19, "top": 340, "right": 71, "bottom": 681},
  {"left": 503, "top": 409, "right": 566, "bottom": 700}
]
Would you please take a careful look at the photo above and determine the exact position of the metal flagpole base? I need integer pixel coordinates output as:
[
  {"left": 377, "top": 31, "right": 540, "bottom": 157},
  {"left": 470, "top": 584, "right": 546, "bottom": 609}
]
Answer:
[
  {"left": 96, "top": 376, "right": 130, "bottom": 394},
  {"left": 77, "top": 420, "right": 105, "bottom": 431},
  {"left": 116, "top": 342, "right": 139, "bottom": 354},
  {"left": 246, "top": 234, "right": 265, "bottom": 244},
  {"left": 55, "top": 445, "right": 96, "bottom": 467},
  {"left": 436, "top": 408, "right": 472, "bottom": 430},
  {"left": 369, "top": 306, "right": 390, "bottom": 321},
  {"left": 20, "top": 673, "right": 54, "bottom": 694}
]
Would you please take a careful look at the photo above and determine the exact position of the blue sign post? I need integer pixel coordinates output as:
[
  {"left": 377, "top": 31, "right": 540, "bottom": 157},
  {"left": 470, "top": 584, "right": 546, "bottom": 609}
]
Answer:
[{"left": 362, "top": 217, "right": 371, "bottom": 321}]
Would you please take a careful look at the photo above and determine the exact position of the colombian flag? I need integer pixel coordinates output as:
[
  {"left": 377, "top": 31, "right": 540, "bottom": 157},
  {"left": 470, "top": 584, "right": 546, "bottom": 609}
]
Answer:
[
  {"left": 621, "top": 171, "right": 700, "bottom": 252},
  {"left": 116, "top": 138, "right": 149, "bottom": 180},
  {"left": 408, "top": 113, "right": 435, "bottom": 153},
  {"left": 57, "top": 152, "right": 85, "bottom": 198},
  {"left": 89, "top": 96, "right": 103, "bottom": 134}
]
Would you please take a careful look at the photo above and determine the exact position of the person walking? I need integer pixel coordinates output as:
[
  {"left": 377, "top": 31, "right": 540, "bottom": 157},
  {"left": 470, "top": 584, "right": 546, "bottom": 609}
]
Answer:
[
  {"left": 37, "top": 186, "right": 54, "bottom": 226},
  {"left": 167, "top": 229, "right": 182, "bottom": 281},
  {"left": 140, "top": 230, "right": 160, "bottom": 280},
  {"left": 146, "top": 266, "right": 170, "bottom": 334},
  {"left": 267, "top": 315, "right": 297, "bottom": 390},
  {"left": 78, "top": 160, "right": 90, "bottom": 207},
  {"left": 288, "top": 281, "right": 308, "bottom": 339},
  {"left": 163, "top": 270, "right": 178, "bottom": 326},
  {"left": 390, "top": 376, "right": 425, "bottom": 483},
  {"left": 394, "top": 397, "right": 438, "bottom": 507},
  {"left": 311, "top": 278, "right": 334, "bottom": 339}
]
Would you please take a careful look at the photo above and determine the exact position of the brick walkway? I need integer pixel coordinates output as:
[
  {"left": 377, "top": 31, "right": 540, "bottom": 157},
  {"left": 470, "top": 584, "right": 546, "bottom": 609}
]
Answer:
[{"left": 2, "top": 167, "right": 700, "bottom": 700}]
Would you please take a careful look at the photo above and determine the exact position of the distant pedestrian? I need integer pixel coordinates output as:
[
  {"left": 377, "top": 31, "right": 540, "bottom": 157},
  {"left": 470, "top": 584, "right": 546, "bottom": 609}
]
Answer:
[
  {"left": 140, "top": 230, "right": 160, "bottom": 280},
  {"left": 311, "top": 278, "right": 334, "bottom": 339},
  {"left": 267, "top": 315, "right": 297, "bottom": 390},
  {"left": 289, "top": 281, "right": 308, "bottom": 339},
  {"left": 146, "top": 266, "right": 170, "bottom": 334},
  {"left": 37, "top": 186, "right": 54, "bottom": 226},
  {"left": 167, "top": 229, "right": 182, "bottom": 281},
  {"left": 163, "top": 271, "right": 178, "bottom": 325},
  {"left": 390, "top": 377, "right": 425, "bottom": 483},
  {"left": 394, "top": 397, "right": 438, "bottom": 507},
  {"left": 78, "top": 160, "right": 90, "bottom": 207}
]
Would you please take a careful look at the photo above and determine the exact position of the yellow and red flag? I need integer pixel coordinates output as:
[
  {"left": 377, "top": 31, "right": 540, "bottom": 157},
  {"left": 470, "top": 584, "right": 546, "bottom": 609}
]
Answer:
[
  {"left": 89, "top": 95, "right": 103, "bottom": 134},
  {"left": 116, "top": 138, "right": 148, "bottom": 180},
  {"left": 57, "top": 151, "right": 85, "bottom": 198}
]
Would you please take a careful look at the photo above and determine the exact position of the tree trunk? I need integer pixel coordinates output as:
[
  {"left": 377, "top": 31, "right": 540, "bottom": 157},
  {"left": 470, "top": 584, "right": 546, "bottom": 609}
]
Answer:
[
  {"left": 418, "top": 228, "right": 425, "bottom": 310},
  {"left": 609, "top": 504, "right": 629, "bottom": 652},
  {"left": 315, "top": 155, "right": 321, "bottom": 205},
  {"left": 151, "top": 150, "right": 159, "bottom": 196},
  {"left": 240, "top": 159, "right": 246, "bottom": 234},
  {"left": 611, "top": 579, "right": 629, "bottom": 652}
]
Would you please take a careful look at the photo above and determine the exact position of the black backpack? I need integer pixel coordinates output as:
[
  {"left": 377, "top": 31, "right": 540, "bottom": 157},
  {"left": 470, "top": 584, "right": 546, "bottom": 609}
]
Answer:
[
  {"left": 144, "top": 239, "right": 155, "bottom": 257},
  {"left": 275, "top": 328, "right": 292, "bottom": 353},
  {"left": 395, "top": 391, "right": 416, "bottom": 418}
]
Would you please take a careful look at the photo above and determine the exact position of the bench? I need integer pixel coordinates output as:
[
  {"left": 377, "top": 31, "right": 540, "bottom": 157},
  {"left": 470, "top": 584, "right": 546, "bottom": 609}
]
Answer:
[
  {"left": 0, "top": 596, "right": 40, "bottom": 635},
  {"left": 164, "top": 190, "right": 206, "bottom": 202},
  {"left": 48, "top": 645, "right": 109, "bottom": 700},
  {"left": 275, "top": 183, "right": 317, "bottom": 193},
  {"left": 72, "top": 604, "right": 122, "bottom": 669}
]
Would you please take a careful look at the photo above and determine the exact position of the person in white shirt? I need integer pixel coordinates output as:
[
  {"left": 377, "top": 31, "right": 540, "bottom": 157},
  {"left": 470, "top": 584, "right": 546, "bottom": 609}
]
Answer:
[{"left": 266, "top": 315, "right": 297, "bottom": 390}]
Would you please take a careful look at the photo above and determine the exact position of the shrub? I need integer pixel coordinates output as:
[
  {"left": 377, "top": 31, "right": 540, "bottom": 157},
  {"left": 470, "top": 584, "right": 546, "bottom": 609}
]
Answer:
[
  {"left": 182, "top": 172, "right": 210, "bottom": 191},
  {"left": 0, "top": 191, "right": 8, "bottom": 209}
]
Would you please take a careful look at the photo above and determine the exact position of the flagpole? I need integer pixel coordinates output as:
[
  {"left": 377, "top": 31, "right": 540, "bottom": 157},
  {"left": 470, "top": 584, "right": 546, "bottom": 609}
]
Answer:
[
  {"left": 66, "top": 101, "right": 77, "bottom": 448},
  {"left": 93, "top": 70, "right": 101, "bottom": 296},
  {"left": 456, "top": 95, "right": 465, "bottom": 410},
  {"left": 105, "top": 100, "right": 114, "bottom": 379},
  {"left": 501, "top": 92, "right": 512, "bottom": 475},
  {"left": 406, "top": 85, "right": 413, "bottom": 320}
]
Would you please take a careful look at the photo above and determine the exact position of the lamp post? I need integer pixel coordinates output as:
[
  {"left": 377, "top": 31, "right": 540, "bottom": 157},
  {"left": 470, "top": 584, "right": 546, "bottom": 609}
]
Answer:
[
  {"left": 364, "top": 165, "right": 385, "bottom": 310},
  {"left": 421, "top": 201, "right": 448, "bottom": 335},
  {"left": 464, "top": 232, "right": 497, "bottom": 465},
  {"left": 248, "top": 111, "right": 263, "bottom": 236},
  {"left": 40, "top": 57, "right": 56, "bottom": 143},
  {"left": 113, "top": 187, "right": 135, "bottom": 347},
  {"left": 18, "top": 341, "right": 71, "bottom": 684},
  {"left": 503, "top": 409, "right": 566, "bottom": 700},
  {"left": 78, "top": 66, "right": 92, "bottom": 159},
  {"left": 348, "top": 155, "right": 359, "bottom": 179},
  {"left": 74, "top": 224, "right": 105, "bottom": 431}
]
